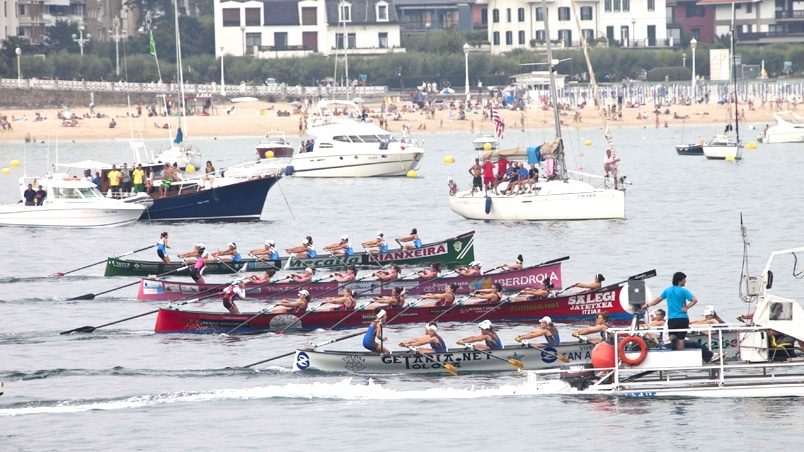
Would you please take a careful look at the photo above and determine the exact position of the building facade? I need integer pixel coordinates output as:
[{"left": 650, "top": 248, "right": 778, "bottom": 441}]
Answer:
[
  {"left": 394, "top": 0, "right": 478, "bottom": 33},
  {"left": 666, "top": 0, "right": 716, "bottom": 44},
  {"left": 700, "top": 0, "right": 804, "bottom": 44},
  {"left": 214, "top": 0, "right": 405, "bottom": 58}
]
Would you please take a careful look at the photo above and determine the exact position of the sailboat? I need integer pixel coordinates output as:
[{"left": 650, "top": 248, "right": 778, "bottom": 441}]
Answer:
[
  {"left": 448, "top": 0, "right": 625, "bottom": 221},
  {"left": 703, "top": 4, "right": 742, "bottom": 160}
]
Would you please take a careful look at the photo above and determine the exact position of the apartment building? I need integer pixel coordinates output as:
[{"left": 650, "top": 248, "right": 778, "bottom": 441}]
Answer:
[{"left": 700, "top": 0, "right": 804, "bottom": 43}]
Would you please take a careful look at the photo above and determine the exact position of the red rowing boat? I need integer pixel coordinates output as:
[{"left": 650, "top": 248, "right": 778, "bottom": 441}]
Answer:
[
  {"left": 137, "top": 263, "right": 564, "bottom": 301},
  {"left": 154, "top": 278, "right": 648, "bottom": 334}
]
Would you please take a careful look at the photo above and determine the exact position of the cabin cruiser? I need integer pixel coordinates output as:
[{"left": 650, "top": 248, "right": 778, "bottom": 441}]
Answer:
[{"left": 760, "top": 112, "right": 804, "bottom": 144}]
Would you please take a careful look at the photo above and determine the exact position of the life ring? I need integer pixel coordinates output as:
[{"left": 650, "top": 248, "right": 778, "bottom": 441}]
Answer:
[{"left": 618, "top": 336, "right": 648, "bottom": 366}]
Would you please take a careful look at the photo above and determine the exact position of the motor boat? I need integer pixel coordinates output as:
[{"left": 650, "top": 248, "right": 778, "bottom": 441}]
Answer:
[
  {"left": 760, "top": 112, "right": 804, "bottom": 144},
  {"left": 0, "top": 174, "right": 145, "bottom": 228},
  {"left": 256, "top": 131, "right": 294, "bottom": 158},
  {"left": 288, "top": 100, "right": 424, "bottom": 177},
  {"left": 472, "top": 133, "right": 499, "bottom": 151}
]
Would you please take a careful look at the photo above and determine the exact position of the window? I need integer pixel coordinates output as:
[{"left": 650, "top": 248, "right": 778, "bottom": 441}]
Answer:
[
  {"left": 746, "top": 3, "right": 752, "bottom": 13},
  {"left": 245, "top": 32, "right": 261, "bottom": 53},
  {"left": 517, "top": 7, "right": 525, "bottom": 22},
  {"left": 222, "top": 8, "right": 240, "bottom": 27},
  {"left": 492, "top": 31, "right": 500, "bottom": 45},
  {"left": 505, "top": 31, "right": 512, "bottom": 45},
  {"left": 245, "top": 8, "right": 261, "bottom": 26},
  {"left": 685, "top": 5, "right": 705, "bottom": 17},
  {"left": 535, "top": 7, "right": 543, "bottom": 21},
  {"left": 348, "top": 33, "right": 356, "bottom": 49},
  {"left": 518, "top": 30, "right": 525, "bottom": 44},
  {"left": 558, "top": 29, "right": 571, "bottom": 47},
  {"left": 623, "top": 0, "right": 629, "bottom": 12},
  {"left": 481, "top": 8, "right": 488, "bottom": 25},
  {"left": 18, "top": 3, "right": 25, "bottom": 15},
  {"left": 274, "top": 32, "right": 288, "bottom": 48},
  {"left": 604, "top": 0, "right": 611, "bottom": 12},
  {"left": 648, "top": 0, "right": 655, "bottom": 12},
  {"left": 301, "top": 7, "right": 317, "bottom": 25},
  {"left": 581, "top": 6, "right": 592, "bottom": 20},
  {"left": 378, "top": 32, "right": 388, "bottom": 48},
  {"left": 691, "top": 27, "right": 701, "bottom": 39},
  {"left": 535, "top": 30, "right": 546, "bottom": 41},
  {"left": 377, "top": 2, "right": 388, "bottom": 21},
  {"left": 558, "top": 7, "right": 570, "bottom": 21},
  {"left": 582, "top": 29, "right": 594, "bottom": 41},
  {"left": 506, "top": 8, "right": 511, "bottom": 22},
  {"left": 339, "top": 2, "right": 351, "bottom": 22},
  {"left": 614, "top": 0, "right": 620, "bottom": 12},
  {"left": 492, "top": 8, "right": 499, "bottom": 23}
]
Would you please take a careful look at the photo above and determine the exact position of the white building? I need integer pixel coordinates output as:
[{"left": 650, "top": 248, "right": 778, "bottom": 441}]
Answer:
[
  {"left": 701, "top": 0, "right": 804, "bottom": 44},
  {"left": 482, "top": 0, "right": 669, "bottom": 55},
  {"left": 214, "top": 0, "right": 405, "bottom": 58},
  {"left": 1, "top": 0, "right": 19, "bottom": 41}
]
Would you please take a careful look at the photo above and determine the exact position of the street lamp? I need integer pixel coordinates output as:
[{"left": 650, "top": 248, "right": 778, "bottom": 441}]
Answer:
[
  {"left": 220, "top": 46, "right": 226, "bottom": 96},
  {"left": 631, "top": 19, "right": 636, "bottom": 47},
  {"left": 682, "top": 52, "right": 686, "bottom": 68},
  {"left": 690, "top": 37, "right": 698, "bottom": 101},
  {"left": 113, "top": 16, "right": 121, "bottom": 76},
  {"left": 15, "top": 47, "right": 21, "bottom": 85},
  {"left": 240, "top": 25, "right": 246, "bottom": 56},
  {"left": 463, "top": 42, "right": 470, "bottom": 102},
  {"left": 72, "top": 22, "right": 91, "bottom": 56}
]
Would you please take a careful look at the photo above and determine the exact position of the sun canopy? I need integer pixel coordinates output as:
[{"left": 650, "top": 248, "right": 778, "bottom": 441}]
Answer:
[{"left": 58, "top": 159, "right": 114, "bottom": 170}]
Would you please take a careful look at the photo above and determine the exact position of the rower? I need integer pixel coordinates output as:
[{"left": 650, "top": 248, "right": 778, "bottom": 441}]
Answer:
[
  {"left": 250, "top": 239, "right": 280, "bottom": 261},
  {"left": 157, "top": 231, "right": 171, "bottom": 264},
  {"left": 456, "top": 261, "right": 482, "bottom": 277},
  {"left": 362, "top": 231, "right": 389, "bottom": 254},
  {"left": 374, "top": 264, "right": 400, "bottom": 282},
  {"left": 417, "top": 263, "right": 441, "bottom": 280},
  {"left": 362, "top": 309, "right": 390, "bottom": 355},
  {"left": 188, "top": 250, "right": 208, "bottom": 285},
  {"left": 367, "top": 287, "right": 406, "bottom": 310},
  {"left": 512, "top": 279, "right": 554, "bottom": 302},
  {"left": 397, "top": 228, "right": 422, "bottom": 250},
  {"left": 501, "top": 255, "right": 524, "bottom": 271},
  {"left": 178, "top": 242, "right": 205, "bottom": 264},
  {"left": 572, "top": 312, "right": 610, "bottom": 344},
  {"left": 567, "top": 273, "right": 605, "bottom": 291},
  {"left": 286, "top": 236, "right": 316, "bottom": 259},
  {"left": 418, "top": 283, "right": 456, "bottom": 308},
  {"left": 287, "top": 267, "right": 314, "bottom": 283},
  {"left": 400, "top": 323, "right": 447, "bottom": 354},
  {"left": 324, "top": 235, "right": 354, "bottom": 257},
  {"left": 248, "top": 269, "right": 276, "bottom": 284},
  {"left": 465, "top": 282, "right": 503, "bottom": 305},
  {"left": 212, "top": 242, "right": 242, "bottom": 263},
  {"left": 331, "top": 265, "right": 357, "bottom": 283},
  {"left": 457, "top": 320, "right": 503, "bottom": 351},
  {"left": 515, "top": 316, "right": 560, "bottom": 347},
  {"left": 317, "top": 287, "right": 356, "bottom": 311},
  {"left": 222, "top": 279, "right": 247, "bottom": 315},
  {"left": 272, "top": 289, "right": 311, "bottom": 314}
]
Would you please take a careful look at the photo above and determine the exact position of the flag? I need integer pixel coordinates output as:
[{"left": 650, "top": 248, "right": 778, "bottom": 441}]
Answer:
[
  {"left": 491, "top": 105, "right": 504, "bottom": 140},
  {"left": 148, "top": 31, "right": 157, "bottom": 56}
]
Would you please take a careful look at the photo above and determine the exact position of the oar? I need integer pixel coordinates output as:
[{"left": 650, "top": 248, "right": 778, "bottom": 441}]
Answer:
[
  {"left": 59, "top": 295, "right": 210, "bottom": 335},
  {"left": 67, "top": 265, "right": 189, "bottom": 301},
  {"left": 51, "top": 244, "right": 156, "bottom": 277},
  {"left": 517, "top": 339, "right": 569, "bottom": 363},
  {"left": 465, "top": 343, "right": 524, "bottom": 370},
  {"left": 241, "top": 330, "right": 365, "bottom": 368},
  {"left": 404, "top": 345, "right": 457, "bottom": 376},
  {"left": 361, "top": 245, "right": 387, "bottom": 269}
]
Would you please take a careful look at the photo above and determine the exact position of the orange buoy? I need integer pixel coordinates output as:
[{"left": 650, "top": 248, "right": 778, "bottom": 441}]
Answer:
[
  {"left": 591, "top": 341, "right": 615, "bottom": 369},
  {"left": 618, "top": 336, "right": 648, "bottom": 366}
]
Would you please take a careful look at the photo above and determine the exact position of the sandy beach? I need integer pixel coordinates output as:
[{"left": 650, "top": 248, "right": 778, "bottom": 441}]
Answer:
[{"left": 0, "top": 99, "right": 785, "bottom": 143}]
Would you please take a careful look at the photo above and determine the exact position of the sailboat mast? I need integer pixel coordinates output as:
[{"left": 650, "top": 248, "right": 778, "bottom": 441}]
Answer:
[
  {"left": 174, "top": 0, "right": 188, "bottom": 135},
  {"left": 731, "top": 2, "right": 739, "bottom": 143},
  {"left": 541, "top": 0, "right": 566, "bottom": 180},
  {"left": 342, "top": 1, "right": 349, "bottom": 101}
]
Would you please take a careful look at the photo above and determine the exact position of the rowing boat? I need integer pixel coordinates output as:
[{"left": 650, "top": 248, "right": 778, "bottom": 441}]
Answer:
[
  {"left": 105, "top": 231, "right": 475, "bottom": 277},
  {"left": 153, "top": 279, "right": 642, "bottom": 334},
  {"left": 293, "top": 342, "right": 594, "bottom": 374},
  {"left": 136, "top": 262, "right": 564, "bottom": 301}
]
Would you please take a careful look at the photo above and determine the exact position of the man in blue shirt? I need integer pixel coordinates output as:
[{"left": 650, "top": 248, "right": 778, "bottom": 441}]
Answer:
[{"left": 644, "top": 272, "right": 698, "bottom": 351}]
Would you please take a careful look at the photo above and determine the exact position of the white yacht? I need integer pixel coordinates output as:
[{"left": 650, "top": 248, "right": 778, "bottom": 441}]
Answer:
[
  {"left": 761, "top": 112, "right": 804, "bottom": 144},
  {"left": 0, "top": 174, "right": 145, "bottom": 228},
  {"left": 288, "top": 101, "right": 424, "bottom": 178},
  {"left": 702, "top": 129, "right": 742, "bottom": 160}
]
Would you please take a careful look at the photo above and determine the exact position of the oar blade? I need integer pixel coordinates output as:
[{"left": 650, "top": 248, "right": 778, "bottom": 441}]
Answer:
[
  {"left": 60, "top": 326, "right": 96, "bottom": 335},
  {"left": 51, "top": 272, "right": 65, "bottom": 278},
  {"left": 68, "top": 293, "right": 96, "bottom": 301},
  {"left": 444, "top": 363, "right": 458, "bottom": 376},
  {"left": 557, "top": 354, "right": 569, "bottom": 363},
  {"left": 508, "top": 358, "right": 525, "bottom": 370}
]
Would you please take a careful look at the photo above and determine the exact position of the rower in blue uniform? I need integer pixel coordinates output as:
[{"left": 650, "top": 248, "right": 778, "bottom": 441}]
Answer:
[
  {"left": 397, "top": 228, "right": 422, "bottom": 250},
  {"left": 362, "top": 231, "right": 389, "bottom": 254},
  {"left": 457, "top": 319, "right": 503, "bottom": 351},
  {"left": 515, "top": 316, "right": 561, "bottom": 347},
  {"left": 399, "top": 323, "right": 447, "bottom": 353}
]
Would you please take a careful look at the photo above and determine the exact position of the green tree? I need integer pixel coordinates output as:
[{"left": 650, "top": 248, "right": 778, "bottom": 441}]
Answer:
[{"left": 46, "top": 20, "right": 80, "bottom": 53}]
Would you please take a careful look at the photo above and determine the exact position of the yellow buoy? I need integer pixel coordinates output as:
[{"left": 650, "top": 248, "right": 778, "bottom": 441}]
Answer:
[
  {"left": 185, "top": 164, "right": 196, "bottom": 173},
  {"left": 583, "top": 139, "right": 592, "bottom": 147},
  {"left": 265, "top": 150, "right": 275, "bottom": 159},
  {"left": 443, "top": 155, "right": 455, "bottom": 164},
  {"left": 725, "top": 155, "right": 736, "bottom": 161},
  {"left": 747, "top": 141, "right": 757, "bottom": 150},
  {"left": 1, "top": 167, "right": 10, "bottom": 175},
  {"left": 406, "top": 170, "right": 418, "bottom": 178},
  {"left": 483, "top": 142, "right": 492, "bottom": 151},
  {"left": 10, "top": 159, "right": 20, "bottom": 167}
]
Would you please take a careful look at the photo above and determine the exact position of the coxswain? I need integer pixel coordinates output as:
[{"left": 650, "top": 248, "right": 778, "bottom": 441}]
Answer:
[
  {"left": 212, "top": 242, "right": 242, "bottom": 263},
  {"left": 457, "top": 320, "right": 503, "bottom": 351},
  {"left": 400, "top": 323, "right": 447, "bottom": 354},
  {"left": 331, "top": 265, "right": 357, "bottom": 283},
  {"left": 572, "top": 312, "right": 610, "bottom": 344},
  {"left": 418, "top": 283, "right": 456, "bottom": 308},
  {"left": 250, "top": 240, "right": 280, "bottom": 261},
  {"left": 222, "top": 279, "right": 247, "bottom": 315},
  {"left": 374, "top": 264, "right": 400, "bottom": 282},
  {"left": 317, "top": 287, "right": 356, "bottom": 311},
  {"left": 515, "top": 316, "right": 560, "bottom": 347},
  {"left": 396, "top": 228, "right": 422, "bottom": 250},
  {"left": 362, "top": 231, "right": 389, "bottom": 254},
  {"left": 272, "top": 289, "right": 311, "bottom": 314},
  {"left": 324, "top": 235, "right": 354, "bottom": 257},
  {"left": 417, "top": 263, "right": 440, "bottom": 280},
  {"left": 178, "top": 243, "right": 205, "bottom": 265},
  {"left": 456, "top": 261, "right": 482, "bottom": 277},
  {"left": 567, "top": 273, "right": 605, "bottom": 291},
  {"left": 188, "top": 250, "right": 208, "bottom": 284},
  {"left": 366, "top": 287, "right": 406, "bottom": 310},
  {"left": 362, "top": 309, "right": 390, "bottom": 355},
  {"left": 156, "top": 231, "right": 171, "bottom": 264},
  {"left": 512, "top": 279, "right": 554, "bottom": 302},
  {"left": 501, "top": 254, "right": 524, "bottom": 271},
  {"left": 465, "top": 282, "right": 503, "bottom": 305}
]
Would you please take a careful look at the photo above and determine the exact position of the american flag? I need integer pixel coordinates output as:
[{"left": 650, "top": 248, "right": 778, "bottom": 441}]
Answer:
[{"left": 491, "top": 105, "right": 505, "bottom": 140}]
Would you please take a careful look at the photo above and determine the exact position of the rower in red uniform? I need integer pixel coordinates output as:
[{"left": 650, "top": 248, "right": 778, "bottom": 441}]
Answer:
[
  {"left": 272, "top": 290, "right": 311, "bottom": 314},
  {"left": 222, "top": 279, "right": 247, "bottom": 315},
  {"left": 418, "top": 283, "right": 456, "bottom": 308}
]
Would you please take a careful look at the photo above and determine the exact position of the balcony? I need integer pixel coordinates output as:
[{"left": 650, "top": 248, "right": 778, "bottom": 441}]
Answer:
[
  {"left": 776, "top": 10, "right": 804, "bottom": 20},
  {"left": 400, "top": 22, "right": 461, "bottom": 32},
  {"left": 739, "top": 31, "right": 804, "bottom": 43}
]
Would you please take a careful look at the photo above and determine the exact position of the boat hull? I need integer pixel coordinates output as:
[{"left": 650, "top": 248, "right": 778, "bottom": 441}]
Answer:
[
  {"left": 294, "top": 342, "right": 595, "bottom": 374},
  {"left": 675, "top": 144, "right": 703, "bottom": 156},
  {"left": 703, "top": 144, "right": 742, "bottom": 160},
  {"left": 142, "top": 176, "right": 277, "bottom": 221},
  {"left": 106, "top": 231, "right": 475, "bottom": 276},
  {"left": 137, "top": 262, "right": 563, "bottom": 301},
  {"left": 0, "top": 203, "right": 144, "bottom": 228},
  {"left": 153, "top": 281, "right": 636, "bottom": 334},
  {"left": 449, "top": 181, "right": 625, "bottom": 220},
  {"left": 290, "top": 150, "right": 424, "bottom": 177},
  {"left": 256, "top": 145, "right": 294, "bottom": 158}
]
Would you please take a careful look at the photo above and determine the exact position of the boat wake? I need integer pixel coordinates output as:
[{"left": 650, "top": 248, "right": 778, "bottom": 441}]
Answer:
[
  {"left": 0, "top": 275, "right": 106, "bottom": 284},
  {"left": 0, "top": 374, "right": 571, "bottom": 416},
  {"left": 0, "top": 366, "right": 273, "bottom": 381}
]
